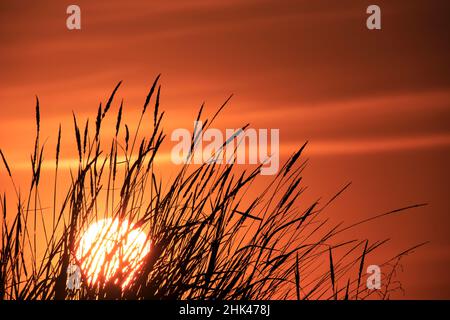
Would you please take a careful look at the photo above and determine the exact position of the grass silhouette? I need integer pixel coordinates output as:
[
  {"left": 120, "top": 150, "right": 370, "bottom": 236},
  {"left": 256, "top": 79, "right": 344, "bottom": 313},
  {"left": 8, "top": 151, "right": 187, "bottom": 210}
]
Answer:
[{"left": 0, "top": 76, "right": 426, "bottom": 300}]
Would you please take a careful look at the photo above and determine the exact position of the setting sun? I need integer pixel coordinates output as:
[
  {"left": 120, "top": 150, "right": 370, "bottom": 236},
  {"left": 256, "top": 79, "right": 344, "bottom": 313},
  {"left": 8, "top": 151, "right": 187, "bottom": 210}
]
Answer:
[{"left": 76, "top": 218, "right": 151, "bottom": 289}]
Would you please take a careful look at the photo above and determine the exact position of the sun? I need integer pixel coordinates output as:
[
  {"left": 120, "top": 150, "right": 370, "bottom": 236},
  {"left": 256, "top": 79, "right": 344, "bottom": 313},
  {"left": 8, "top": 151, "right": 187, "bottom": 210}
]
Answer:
[{"left": 76, "top": 218, "right": 151, "bottom": 289}]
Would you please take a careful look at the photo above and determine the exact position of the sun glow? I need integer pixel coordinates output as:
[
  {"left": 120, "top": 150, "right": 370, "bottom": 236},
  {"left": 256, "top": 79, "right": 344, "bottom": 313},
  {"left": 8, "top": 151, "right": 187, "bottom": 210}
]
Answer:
[{"left": 76, "top": 218, "right": 151, "bottom": 289}]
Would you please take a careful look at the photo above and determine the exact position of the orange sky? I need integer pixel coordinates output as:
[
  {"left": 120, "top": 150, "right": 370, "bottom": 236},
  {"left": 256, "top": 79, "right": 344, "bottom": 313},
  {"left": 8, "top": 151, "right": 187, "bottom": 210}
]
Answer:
[{"left": 1, "top": 0, "right": 449, "bottom": 298}]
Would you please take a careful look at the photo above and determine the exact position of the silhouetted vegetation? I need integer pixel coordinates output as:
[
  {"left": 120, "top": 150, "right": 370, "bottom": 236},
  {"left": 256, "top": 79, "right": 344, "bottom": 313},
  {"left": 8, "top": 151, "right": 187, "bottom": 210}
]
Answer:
[{"left": 0, "top": 76, "right": 425, "bottom": 300}]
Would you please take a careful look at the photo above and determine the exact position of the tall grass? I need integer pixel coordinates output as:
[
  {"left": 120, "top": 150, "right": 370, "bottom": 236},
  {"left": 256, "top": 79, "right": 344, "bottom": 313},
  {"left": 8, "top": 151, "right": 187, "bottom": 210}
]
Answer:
[{"left": 0, "top": 76, "right": 426, "bottom": 300}]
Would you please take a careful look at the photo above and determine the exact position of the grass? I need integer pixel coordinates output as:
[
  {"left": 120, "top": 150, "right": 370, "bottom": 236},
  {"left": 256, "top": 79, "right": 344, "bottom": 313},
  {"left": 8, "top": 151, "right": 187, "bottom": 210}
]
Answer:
[{"left": 0, "top": 75, "right": 426, "bottom": 300}]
